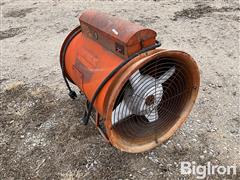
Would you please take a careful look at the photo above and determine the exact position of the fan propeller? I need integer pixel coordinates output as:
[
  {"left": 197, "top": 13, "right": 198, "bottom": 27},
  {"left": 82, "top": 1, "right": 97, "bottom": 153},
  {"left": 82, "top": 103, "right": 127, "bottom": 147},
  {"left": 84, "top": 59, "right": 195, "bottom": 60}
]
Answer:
[{"left": 112, "top": 66, "right": 176, "bottom": 124}]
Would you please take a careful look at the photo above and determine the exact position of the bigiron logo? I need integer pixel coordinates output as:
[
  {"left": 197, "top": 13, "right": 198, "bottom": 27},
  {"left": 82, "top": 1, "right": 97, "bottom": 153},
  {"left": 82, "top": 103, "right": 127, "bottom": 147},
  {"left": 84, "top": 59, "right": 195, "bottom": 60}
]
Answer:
[{"left": 180, "top": 161, "right": 237, "bottom": 179}]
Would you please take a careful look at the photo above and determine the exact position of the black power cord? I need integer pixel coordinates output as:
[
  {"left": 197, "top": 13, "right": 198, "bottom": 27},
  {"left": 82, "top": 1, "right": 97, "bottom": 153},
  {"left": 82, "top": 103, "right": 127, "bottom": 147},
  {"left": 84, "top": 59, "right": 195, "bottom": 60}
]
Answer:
[
  {"left": 60, "top": 26, "right": 82, "bottom": 99},
  {"left": 81, "top": 40, "right": 161, "bottom": 125}
]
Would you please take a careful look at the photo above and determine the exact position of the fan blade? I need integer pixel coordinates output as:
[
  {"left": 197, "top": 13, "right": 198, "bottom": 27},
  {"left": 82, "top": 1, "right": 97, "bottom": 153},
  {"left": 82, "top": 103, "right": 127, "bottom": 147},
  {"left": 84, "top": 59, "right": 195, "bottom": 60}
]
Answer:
[
  {"left": 144, "top": 66, "right": 175, "bottom": 122},
  {"left": 112, "top": 100, "right": 132, "bottom": 124},
  {"left": 145, "top": 107, "right": 158, "bottom": 122},
  {"left": 158, "top": 66, "right": 176, "bottom": 84},
  {"left": 129, "top": 70, "right": 142, "bottom": 89},
  {"left": 119, "top": 67, "right": 175, "bottom": 123},
  {"left": 129, "top": 70, "right": 156, "bottom": 91},
  {"left": 129, "top": 70, "right": 156, "bottom": 114}
]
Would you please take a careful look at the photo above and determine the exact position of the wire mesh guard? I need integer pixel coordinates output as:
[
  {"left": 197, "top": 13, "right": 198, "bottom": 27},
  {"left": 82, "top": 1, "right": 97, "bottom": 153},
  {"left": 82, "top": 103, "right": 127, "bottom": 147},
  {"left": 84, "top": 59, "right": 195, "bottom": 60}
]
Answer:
[{"left": 111, "top": 57, "right": 194, "bottom": 145}]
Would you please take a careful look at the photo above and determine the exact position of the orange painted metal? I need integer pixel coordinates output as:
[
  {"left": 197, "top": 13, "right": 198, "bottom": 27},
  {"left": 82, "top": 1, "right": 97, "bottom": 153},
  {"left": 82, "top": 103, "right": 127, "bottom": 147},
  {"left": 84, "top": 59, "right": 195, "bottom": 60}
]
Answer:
[{"left": 64, "top": 31, "right": 123, "bottom": 116}]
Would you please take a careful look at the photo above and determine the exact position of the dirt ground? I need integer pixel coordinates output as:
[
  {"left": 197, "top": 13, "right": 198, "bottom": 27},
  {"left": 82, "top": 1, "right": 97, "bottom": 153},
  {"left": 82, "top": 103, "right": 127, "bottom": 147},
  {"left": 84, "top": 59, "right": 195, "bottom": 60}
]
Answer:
[{"left": 0, "top": 0, "right": 239, "bottom": 179}]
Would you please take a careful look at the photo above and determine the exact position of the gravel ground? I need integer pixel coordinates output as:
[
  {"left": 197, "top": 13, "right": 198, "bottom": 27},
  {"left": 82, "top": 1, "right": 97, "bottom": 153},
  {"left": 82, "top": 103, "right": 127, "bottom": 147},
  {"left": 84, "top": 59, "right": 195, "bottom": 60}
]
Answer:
[{"left": 0, "top": 0, "right": 239, "bottom": 179}]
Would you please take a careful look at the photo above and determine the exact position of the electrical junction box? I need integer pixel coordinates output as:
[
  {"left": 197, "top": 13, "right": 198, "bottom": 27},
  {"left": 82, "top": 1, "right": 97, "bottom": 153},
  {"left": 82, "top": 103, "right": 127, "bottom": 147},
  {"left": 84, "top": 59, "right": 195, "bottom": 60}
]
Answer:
[{"left": 79, "top": 10, "right": 157, "bottom": 59}]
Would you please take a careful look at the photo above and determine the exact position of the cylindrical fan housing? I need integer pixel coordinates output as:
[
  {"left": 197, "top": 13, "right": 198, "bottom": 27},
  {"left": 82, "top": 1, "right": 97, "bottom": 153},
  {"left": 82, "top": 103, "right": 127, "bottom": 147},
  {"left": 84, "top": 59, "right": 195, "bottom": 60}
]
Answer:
[{"left": 60, "top": 10, "right": 200, "bottom": 153}]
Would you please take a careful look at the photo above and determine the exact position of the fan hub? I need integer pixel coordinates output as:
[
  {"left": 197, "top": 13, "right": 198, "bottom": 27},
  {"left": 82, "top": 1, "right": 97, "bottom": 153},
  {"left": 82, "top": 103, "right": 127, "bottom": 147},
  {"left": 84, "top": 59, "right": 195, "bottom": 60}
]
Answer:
[{"left": 145, "top": 95, "right": 155, "bottom": 106}]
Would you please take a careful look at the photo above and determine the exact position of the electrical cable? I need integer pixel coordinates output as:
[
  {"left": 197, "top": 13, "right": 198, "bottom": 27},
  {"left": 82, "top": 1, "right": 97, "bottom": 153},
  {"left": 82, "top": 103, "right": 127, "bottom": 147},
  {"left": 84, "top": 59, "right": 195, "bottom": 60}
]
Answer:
[{"left": 60, "top": 26, "right": 82, "bottom": 99}]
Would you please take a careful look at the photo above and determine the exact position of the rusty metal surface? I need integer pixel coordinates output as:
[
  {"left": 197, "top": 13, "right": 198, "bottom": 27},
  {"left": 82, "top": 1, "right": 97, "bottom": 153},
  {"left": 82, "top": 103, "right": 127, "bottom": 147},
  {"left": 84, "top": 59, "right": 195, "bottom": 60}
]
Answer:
[{"left": 79, "top": 10, "right": 157, "bottom": 58}]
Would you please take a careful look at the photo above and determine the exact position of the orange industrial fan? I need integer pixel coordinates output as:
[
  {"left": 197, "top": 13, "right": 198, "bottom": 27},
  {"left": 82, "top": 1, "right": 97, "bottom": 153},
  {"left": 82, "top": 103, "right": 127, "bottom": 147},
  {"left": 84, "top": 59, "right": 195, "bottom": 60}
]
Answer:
[{"left": 60, "top": 10, "right": 200, "bottom": 153}]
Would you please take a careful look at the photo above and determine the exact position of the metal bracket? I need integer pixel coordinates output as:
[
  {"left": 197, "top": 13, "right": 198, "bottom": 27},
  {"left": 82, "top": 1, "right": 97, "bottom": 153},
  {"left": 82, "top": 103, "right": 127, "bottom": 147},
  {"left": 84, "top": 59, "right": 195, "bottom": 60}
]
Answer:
[{"left": 82, "top": 100, "right": 109, "bottom": 143}]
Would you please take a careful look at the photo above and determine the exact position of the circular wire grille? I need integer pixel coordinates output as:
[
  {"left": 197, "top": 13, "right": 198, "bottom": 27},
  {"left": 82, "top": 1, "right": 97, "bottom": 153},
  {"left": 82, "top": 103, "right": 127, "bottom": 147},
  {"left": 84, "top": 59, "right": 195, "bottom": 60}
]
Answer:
[{"left": 111, "top": 57, "right": 194, "bottom": 145}]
